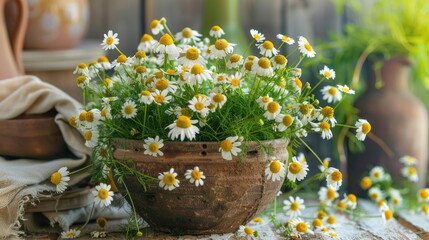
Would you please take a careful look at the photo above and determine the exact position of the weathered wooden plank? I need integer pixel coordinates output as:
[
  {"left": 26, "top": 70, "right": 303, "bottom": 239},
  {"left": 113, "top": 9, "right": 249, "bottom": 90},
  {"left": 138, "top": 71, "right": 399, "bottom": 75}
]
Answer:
[{"left": 397, "top": 211, "right": 429, "bottom": 240}]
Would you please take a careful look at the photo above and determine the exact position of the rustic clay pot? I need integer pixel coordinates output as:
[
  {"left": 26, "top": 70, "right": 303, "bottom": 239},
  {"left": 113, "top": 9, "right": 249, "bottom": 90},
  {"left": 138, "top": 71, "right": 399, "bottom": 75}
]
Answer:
[
  {"left": 112, "top": 138, "right": 288, "bottom": 235},
  {"left": 348, "top": 57, "right": 428, "bottom": 195}
]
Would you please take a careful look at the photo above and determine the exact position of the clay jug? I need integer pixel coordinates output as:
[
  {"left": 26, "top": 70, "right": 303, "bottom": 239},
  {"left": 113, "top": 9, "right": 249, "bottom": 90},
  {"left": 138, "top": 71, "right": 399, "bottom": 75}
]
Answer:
[
  {"left": 0, "top": 0, "right": 27, "bottom": 79},
  {"left": 348, "top": 57, "right": 428, "bottom": 196}
]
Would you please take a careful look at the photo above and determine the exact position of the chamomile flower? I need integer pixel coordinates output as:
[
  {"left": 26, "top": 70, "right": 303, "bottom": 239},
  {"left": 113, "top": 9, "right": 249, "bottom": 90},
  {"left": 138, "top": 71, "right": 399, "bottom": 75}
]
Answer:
[
  {"left": 153, "top": 78, "right": 177, "bottom": 93},
  {"left": 360, "top": 177, "right": 372, "bottom": 190},
  {"left": 293, "top": 219, "right": 313, "bottom": 237},
  {"left": 185, "top": 166, "right": 206, "bottom": 187},
  {"left": 318, "top": 157, "right": 331, "bottom": 172},
  {"left": 318, "top": 186, "right": 338, "bottom": 205},
  {"left": 143, "top": 136, "right": 164, "bottom": 157},
  {"left": 311, "top": 121, "right": 333, "bottom": 140},
  {"left": 291, "top": 67, "right": 302, "bottom": 77},
  {"left": 368, "top": 186, "right": 383, "bottom": 202},
  {"left": 336, "top": 199, "right": 348, "bottom": 213},
  {"left": 321, "top": 85, "right": 342, "bottom": 103},
  {"left": 257, "top": 40, "right": 278, "bottom": 58},
  {"left": 319, "top": 65, "right": 336, "bottom": 80},
  {"left": 153, "top": 33, "right": 181, "bottom": 60},
  {"left": 253, "top": 57, "right": 274, "bottom": 77},
  {"left": 419, "top": 204, "right": 429, "bottom": 216},
  {"left": 150, "top": 18, "right": 164, "bottom": 35},
  {"left": 184, "top": 64, "right": 212, "bottom": 86},
  {"left": 73, "top": 62, "right": 89, "bottom": 76},
  {"left": 112, "top": 54, "right": 133, "bottom": 70},
  {"left": 237, "top": 225, "right": 255, "bottom": 240},
  {"left": 92, "top": 183, "right": 114, "bottom": 207},
  {"left": 188, "top": 95, "right": 211, "bottom": 117},
  {"left": 209, "top": 25, "right": 225, "bottom": 38},
  {"left": 121, "top": 100, "right": 138, "bottom": 119},
  {"left": 101, "top": 30, "right": 119, "bottom": 50},
  {"left": 355, "top": 119, "right": 371, "bottom": 141},
  {"left": 138, "top": 33, "right": 157, "bottom": 52},
  {"left": 97, "top": 56, "right": 112, "bottom": 70},
  {"left": 272, "top": 54, "right": 288, "bottom": 69},
  {"left": 213, "top": 73, "right": 228, "bottom": 84},
  {"left": 324, "top": 215, "right": 338, "bottom": 228},
  {"left": 50, "top": 167, "right": 70, "bottom": 193},
  {"left": 369, "top": 166, "right": 384, "bottom": 182},
  {"left": 152, "top": 89, "right": 173, "bottom": 105},
  {"left": 167, "top": 115, "right": 199, "bottom": 141},
  {"left": 418, "top": 188, "right": 429, "bottom": 202},
  {"left": 276, "top": 34, "right": 295, "bottom": 45},
  {"left": 400, "top": 155, "right": 417, "bottom": 166},
  {"left": 275, "top": 114, "right": 294, "bottom": 132},
  {"left": 139, "top": 89, "right": 154, "bottom": 104},
  {"left": 209, "top": 39, "right": 235, "bottom": 58},
  {"left": 283, "top": 196, "right": 306, "bottom": 218},
  {"left": 380, "top": 203, "right": 393, "bottom": 225},
  {"left": 229, "top": 72, "right": 243, "bottom": 89},
  {"left": 158, "top": 168, "right": 180, "bottom": 191},
  {"left": 263, "top": 101, "right": 281, "bottom": 120},
  {"left": 257, "top": 95, "right": 273, "bottom": 108},
  {"left": 175, "top": 27, "right": 202, "bottom": 44},
  {"left": 226, "top": 54, "right": 244, "bottom": 69},
  {"left": 265, "top": 158, "right": 286, "bottom": 181},
  {"left": 209, "top": 92, "right": 227, "bottom": 109},
  {"left": 83, "top": 128, "right": 99, "bottom": 148},
  {"left": 389, "top": 189, "right": 403, "bottom": 207},
  {"left": 290, "top": 77, "right": 303, "bottom": 93},
  {"left": 219, "top": 136, "right": 242, "bottom": 160},
  {"left": 76, "top": 75, "right": 89, "bottom": 88},
  {"left": 337, "top": 84, "right": 355, "bottom": 94},
  {"left": 298, "top": 36, "right": 316, "bottom": 58},
  {"left": 61, "top": 229, "right": 81, "bottom": 239},
  {"left": 343, "top": 193, "right": 357, "bottom": 209},
  {"left": 401, "top": 166, "right": 419, "bottom": 182},
  {"left": 178, "top": 47, "right": 206, "bottom": 67},
  {"left": 317, "top": 106, "right": 337, "bottom": 127},
  {"left": 250, "top": 29, "right": 265, "bottom": 42},
  {"left": 326, "top": 167, "right": 343, "bottom": 190},
  {"left": 287, "top": 156, "right": 309, "bottom": 182}
]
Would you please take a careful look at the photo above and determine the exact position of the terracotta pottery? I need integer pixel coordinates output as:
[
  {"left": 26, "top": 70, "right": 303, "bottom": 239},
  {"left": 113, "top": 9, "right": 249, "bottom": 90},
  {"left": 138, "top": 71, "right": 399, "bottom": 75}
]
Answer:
[
  {"left": 348, "top": 57, "right": 428, "bottom": 195},
  {"left": 0, "top": 0, "right": 27, "bottom": 79},
  {"left": 112, "top": 138, "right": 288, "bottom": 235}
]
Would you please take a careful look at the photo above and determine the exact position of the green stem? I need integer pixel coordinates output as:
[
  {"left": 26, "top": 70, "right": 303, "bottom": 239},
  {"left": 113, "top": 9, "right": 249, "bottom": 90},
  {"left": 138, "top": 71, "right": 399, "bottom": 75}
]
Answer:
[
  {"left": 114, "top": 46, "right": 125, "bottom": 56},
  {"left": 69, "top": 164, "right": 93, "bottom": 175},
  {"left": 297, "top": 137, "right": 324, "bottom": 166},
  {"left": 283, "top": 173, "right": 325, "bottom": 199},
  {"left": 242, "top": 39, "right": 256, "bottom": 57},
  {"left": 334, "top": 123, "right": 357, "bottom": 129},
  {"left": 79, "top": 202, "right": 95, "bottom": 231},
  {"left": 308, "top": 77, "right": 325, "bottom": 95},
  {"left": 121, "top": 179, "right": 141, "bottom": 233}
]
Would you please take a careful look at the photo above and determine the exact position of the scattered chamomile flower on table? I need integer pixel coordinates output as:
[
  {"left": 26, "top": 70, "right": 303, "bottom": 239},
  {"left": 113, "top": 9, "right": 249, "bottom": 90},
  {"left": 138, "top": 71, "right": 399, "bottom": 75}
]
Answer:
[
  {"left": 50, "top": 167, "right": 70, "bottom": 193},
  {"left": 237, "top": 225, "right": 256, "bottom": 240},
  {"left": 60, "top": 228, "right": 81, "bottom": 239},
  {"left": 283, "top": 196, "right": 306, "bottom": 218}
]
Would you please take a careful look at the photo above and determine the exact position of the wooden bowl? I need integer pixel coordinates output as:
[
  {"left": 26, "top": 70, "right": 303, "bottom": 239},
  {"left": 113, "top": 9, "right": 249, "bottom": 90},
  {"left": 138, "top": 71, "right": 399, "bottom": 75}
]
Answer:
[{"left": 0, "top": 111, "right": 68, "bottom": 159}]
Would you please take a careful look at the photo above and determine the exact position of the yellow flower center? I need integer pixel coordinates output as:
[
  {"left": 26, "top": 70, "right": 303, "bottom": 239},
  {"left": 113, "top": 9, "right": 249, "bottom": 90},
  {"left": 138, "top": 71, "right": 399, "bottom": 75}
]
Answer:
[
  {"left": 180, "top": 108, "right": 191, "bottom": 116},
  {"left": 296, "top": 222, "right": 308, "bottom": 233},
  {"left": 244, "top": 61, "right": 253, "bottom": 71},
  {"left": 215, "top": 39, "right": 229, "bottom": 50},
  {"left": 312, "top": 218, "right": 322, "bottom": 227},
  {"left": 348, "top": 194, "right": 357, "bottom": 202},
  {"left": 117, "top": 54, "right": 127, "bottom": 63},
  {"left": 176, "top": 115, "right": 192, "bottom": 128},
  {"left": 277, "top": 79, "right": 286, "bottom": 88},
  {"left": 408, "top": 167, "right": 417, "bottom": 175},
  {"left": 191, "top": 64, "right": 204, "bottom": 75},
  {"left": 274, "top": 55, "right": 287, "bottom": 65},
  {"left": 341, "top": 86, "right": 350, "bottom": 92},
  {"left": 78, "top": 63, "right": 87, "bottom": 69},
  {"left": 66, "top": 232, "right": 76, "bottom": 237},
  {"left": 253, "top": 217, "right": 263, "bottom": 223},
  {"left": 154, "top": 94, "right": 165, "bottom": 103},
  {"left": 317, "top": 210, "right": 328, "bottom": 219},
  {"left": 294, "top": 78, "right": 302, "bottom": 89},
  {"left": 328, "top": 87, "right": 337, "bottom": 95},
  {"left": 85, "top": 111, "right": 94, "bottom": 122},
  {"left": 319, "top": 121, "right": 330, "bottom": 130},
  {"left": 281, "top": 35, "right": 290, "bottom": 42},
  {"left": 154, "top": 71, "right": 164, "bottom": 79},
  {"left": 321, "top": 106, "right": 334, "bottom": 118},
  {"left": 181, "top": 27, "right": 193, "bottom": 38},
  {"left": 244, "top": 226, "right": 253, "bottom": 235},
  {"left": 262, "top": 40, "right": 274, "bottom": 50},
  {"left": 269, "top": 160, "right": 282, "bottom": 173},
  {"left": 422, "top": 205, "right": 429, "bottom": 213},
  {"left": 104, "top": 78, "right": 111, "bottom": 85},
  {"left": 289, "top": 162, "right": 302, "bottom": 174},
  {"left": 304, "top": 42, "right": 313, "bottom": 51},
  {"left": 211, "top": 25, "right": 221, "bottom": 31},
  {"left": 371, "top": 193, "right": 379, "bottom": 200},
  {"left": 186, "top": 48, "right": 200, "bottom": 60},
  {"left": 324, "top": 71, "right": 332, "bottom": 78},
  {"left": 136, "top": 66, "right": 147, "bottom": 74},
  {"left": 327, "top": 216, "right": 336, "bottom": 225},
  {"left": 84, "top": 130, "right": 93, "bottom": 141},
  {"left": 191, "top": 170, "right": 202, "bottom": 180},
  {"left": 194, "top": 102, "right": 205, "bottom": 111},
  {"left": 420, "top": 189, "right": 429, "bottom": 199},
  {"left": 384, "top": 210, "right": 393, "bottom": 220},
  {"left": 98, "top": 56, "right": 109, "bottom": 63},
  {"left": 261, "top": 96, "right": 270, "bottom": 103},
  {"left": 150, "top": 19, "right": 159, "bottom": 29},
  {"left": 76, "top": 76, "right": 86, "bottom": 85},
  {"left": 327, "top": 188, "right": 337, "bottom": 200},
  {"left": 166, "top": 69, "right": 175, "bottom": 74},
  {"left": 155, "top": 79, "right": 169, "bottom": 91},
  {"left": 258, "top": 57, "right": 271, "bottom": 69},
  {"left": 230, "top": 54, "right": 241, "bottom": 63},
  {"left": 106, "top": 36, "right": 114, "bottom": 45},
  {"left": 331, "top": 170, "right": 342, "bottom": 182},
  {"left": 290, "top": 201, "right": 300, "bottom": 211},
  {"left": 299, "top": 104, "right": 310, "bottom": 115},
  {"left": 96, "top": 217, "right": 108, "bottom": 228},
  {"left": 79, "top": 111, "right": 87, "bottom": 121},
  {"left": 377, "top": 200, "right": 386, "bottom": 207},
  {"left": 217, "top": 75, "right": 226, "bottom": 81},
  {"left": 149, "top": 143, "right": 159, "bottom": 153},
  {"left": 159, "top": 34, "right": 174, "bottom": 45},
  {"left": 124, "top": 105, "right": 135, "bottom": 114},
  {"left": 230, "top": 78, "right": 240, "bottom": 87},
  {"left": 50, "top": 172, "right": 62, "bottom": 185},
  {"left": 220, "top": 139, "right": 233, "bottom": 152},
  {"left": 141, "top": 33, "right": 154, "bottom": 42},
  {"left": 393, "top": 198, "right": 400, "bottom": 205},
  {"left": 101, "top": 109, "right": 108, "bottom": 117},
  {"left": 163, "top": 173, "right": 176, "bottom": 186},
  {"left": 282, "top": 114, "right": 293, "bottom": 127},
  {"left": 323, "top": 159, "right": 330, "bottom": 168},
  {"left": 213, "top": 93, "right": 224, "bottom": 103},
  {"left": 253, "top": 33, "right": 261, "bottom": 41},
  {"left": 141, "top": 90, "right": 151, "bottom": 96},
  {"left": 362, "top": 122, "right": 371, "bottom": 134},
  {"left": 69, "top": 116, "right": 77, "bottom": 127},
  {"left": 267, "top": 101, "right": 279, "bottom": 113},
  {"left": 373, "top": 171, "right": 381, "bottom": 178},
  {"left": 135, "top": 51, "right": 146, "bottom": 58},
  {"left": 98, "top": 188, "right": 109, "bottom": 200}
]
